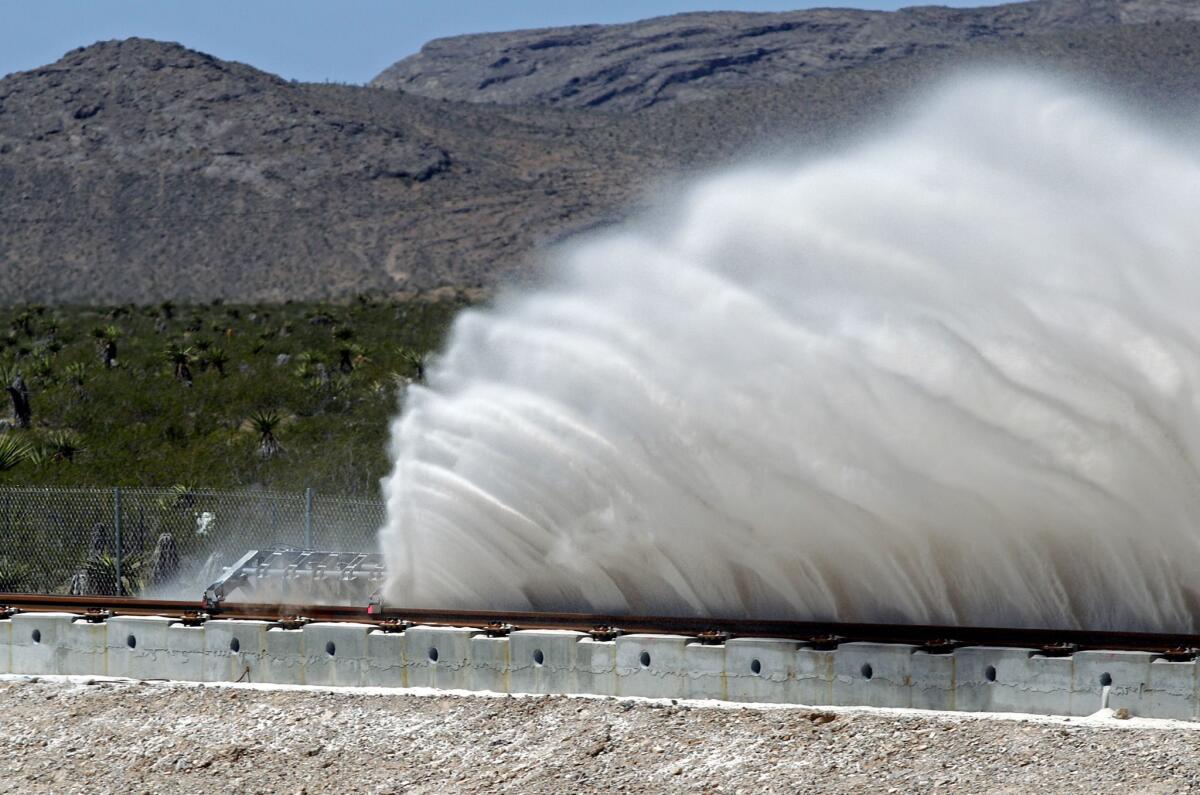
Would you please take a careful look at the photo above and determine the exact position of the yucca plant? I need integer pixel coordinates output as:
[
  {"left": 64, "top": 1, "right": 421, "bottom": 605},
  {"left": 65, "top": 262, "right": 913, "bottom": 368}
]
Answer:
[
  {"left": 91, "top": 325, "right": 120, "bottom": 368},
  {"left": 323, "top": 372, "right": 350, "bottom": 399},
  {"left": 252, "top": 329, "right": 275, "bottom": 354},
  {"left": 146, "top": 533, "right": 181, "bottom": 588},
  {"left": 337, "top": 342, "right": 366, "bottom": 374},
  {"left": 0, "top": 433, "right": 32, "bottom": 472},
  {"left": 157, "top": 483, "right": 198, "bottom": 513},
  {"left": 163, "top": 342, "right": 195, "bottom": 385},
  {"left": 2, "top": 365, "right": 31, "bottom": 429},
  {"left": 64, "top": 361, "right": 87, "bottom": 388},
  {"left": 293, "top": 351, "right": 324, "bottom": 382},
  {"left": 43, "top": 430, "right": 85, "bottom": 463},
  {"left": 0, "top": 557, "right": 32, "bottom": 592},
  {"left": 241, "top": 409, "right": 290, "bottom": 459},
  {"left": 398, "top": 348, "right": 428, "bottom": 383},
  {"left": 10, "top": 311, "right": 33, "bottom": 337},
  {"left": 28, "top": 355, "right": 54, "bottom": 383},
  {"left": 72, "top": 552, "right": 146, "bottom": 597},
  {"left": 208, "top": 346, "right": 230, "bottom": 377}
]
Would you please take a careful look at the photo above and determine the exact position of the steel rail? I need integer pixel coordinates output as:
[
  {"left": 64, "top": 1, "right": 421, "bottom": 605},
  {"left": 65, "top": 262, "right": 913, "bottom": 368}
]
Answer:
[{"left": 2, "top": 592, "right": 1199, "bottom": 655}]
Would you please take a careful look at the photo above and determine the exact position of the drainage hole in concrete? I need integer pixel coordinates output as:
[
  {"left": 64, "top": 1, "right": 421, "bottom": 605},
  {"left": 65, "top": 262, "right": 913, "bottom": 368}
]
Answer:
[
  {"left": 985, "top": 665, "right": 997, "bottom": 683},
  {"left": 750, "top": 658, "right": 762, "bottom": 675},
  {"left": 860, "top": 663, "right": 873, "bottom": 680},
  {"left": 326, "top": 641, "right": 336, "bottom": 657},
  {"left": 31, "top": 629, "right": 41, "bottom": 644},
  {"left": 533, "top": 649, "right": 544, "bottom": 666},
  {"left": 639, "top": 651, "right": 651, "bottom": 668},
  {"left": 428, "top": 646, "right": 439, "bottom": 663},
  {"left": 229, "top": 637, "right": 241, "bottom": 654},
  {"left": 126, "top": 634, "right": 137, "bottom": 649},
  {"left": 1100, "top": 672, "right": 1113, "bottom": 687}
]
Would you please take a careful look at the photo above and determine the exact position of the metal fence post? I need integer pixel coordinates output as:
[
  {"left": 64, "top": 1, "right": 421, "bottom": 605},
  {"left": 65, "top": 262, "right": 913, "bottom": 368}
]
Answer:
[
  {"left": 304, "top": 487, "right": 314, "bottom": 549},
  {"left": 113, "top": 486, "right": 123, "bottom": 596}
]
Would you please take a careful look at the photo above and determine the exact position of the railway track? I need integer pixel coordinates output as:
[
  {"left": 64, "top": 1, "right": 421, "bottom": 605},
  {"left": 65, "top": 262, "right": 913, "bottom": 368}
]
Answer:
[{"left": 2, "top": 592, "right": 1199, "bottom": 657}]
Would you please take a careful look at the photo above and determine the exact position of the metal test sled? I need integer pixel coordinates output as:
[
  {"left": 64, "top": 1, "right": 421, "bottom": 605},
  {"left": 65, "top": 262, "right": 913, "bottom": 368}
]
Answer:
[{"left": 202, "top": 548, "right": 386, "bottom": 609}]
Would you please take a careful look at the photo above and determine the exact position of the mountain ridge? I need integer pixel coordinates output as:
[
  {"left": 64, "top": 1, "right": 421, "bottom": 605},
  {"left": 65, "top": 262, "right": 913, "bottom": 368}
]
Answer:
[
  {"left": 371, "top": 0, "right": 1200, "bottom": 111},
  {"left": 4, "top": 11, "right": 1200, "bottom": 303}
]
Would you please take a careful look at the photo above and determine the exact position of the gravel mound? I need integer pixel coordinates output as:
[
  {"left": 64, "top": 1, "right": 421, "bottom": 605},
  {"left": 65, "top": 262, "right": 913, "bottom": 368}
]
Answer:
[{"left": 1, "top": 676, "right": 1198, "bottom": 793}]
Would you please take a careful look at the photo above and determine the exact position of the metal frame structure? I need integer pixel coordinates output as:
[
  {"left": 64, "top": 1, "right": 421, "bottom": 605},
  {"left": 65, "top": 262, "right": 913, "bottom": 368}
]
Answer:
[{"left": 201, "top": 548, "right": 387, "bottom": 609}]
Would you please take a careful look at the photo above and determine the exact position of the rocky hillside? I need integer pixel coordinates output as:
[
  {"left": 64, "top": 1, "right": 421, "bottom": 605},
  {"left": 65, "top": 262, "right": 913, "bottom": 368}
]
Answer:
[
  {"left": 0, "top": 39, "right": 666, "bottom": 303},
  {"left": 371, "top": 0, "right": 1200, "bottom": 111},
  {"left": 4, "top": 11, "right": 1200, "bottom": 304}
]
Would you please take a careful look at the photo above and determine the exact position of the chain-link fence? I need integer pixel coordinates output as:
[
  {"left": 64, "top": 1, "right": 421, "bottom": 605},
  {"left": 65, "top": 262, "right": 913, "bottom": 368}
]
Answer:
[{"left": 0, "top": 487, "right": 385, "bottom": 598}]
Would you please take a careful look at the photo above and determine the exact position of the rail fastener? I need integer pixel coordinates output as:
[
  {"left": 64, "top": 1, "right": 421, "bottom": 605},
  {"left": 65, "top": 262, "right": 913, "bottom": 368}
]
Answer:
[
  {"left": 588, "top": 625, "right": 624, "bottom": 642},
  {"left": 177, "top": 611, "right": 209, "bottom": 627},
  {"left": 1158, "top": 646, "right": 1200, "bottom": 662},
  {"left": 1038, "top": 642, "right": 1080, "bottom": 657},
  {"left": 695, "top": 629, "right": 731, "bottom": 645},
  {"left": 482, "top": 622, "right": 517, "bottom": 637},
  {"left": 805, "top": 635, "right": 843, "bottom": 651},
  {"left": 82, "top": 608, "right": 113, "bottom": 623},
  {"left": 916, "top": 638, "right": 964, "bottom": 654},
  {"left": 273, "top": 616, "right": 313, "bottom": 631}
]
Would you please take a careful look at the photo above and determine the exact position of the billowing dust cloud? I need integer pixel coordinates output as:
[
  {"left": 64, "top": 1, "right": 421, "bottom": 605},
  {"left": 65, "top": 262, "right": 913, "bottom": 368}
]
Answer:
[{"left": 380, "top": 74, "right": 1200, "bottom": 632}]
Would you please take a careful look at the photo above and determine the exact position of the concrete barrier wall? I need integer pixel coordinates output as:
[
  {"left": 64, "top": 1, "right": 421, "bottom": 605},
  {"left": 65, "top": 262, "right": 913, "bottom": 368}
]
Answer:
[{"left": 2, "top": 613, "right": 1197, "bottom": 719}]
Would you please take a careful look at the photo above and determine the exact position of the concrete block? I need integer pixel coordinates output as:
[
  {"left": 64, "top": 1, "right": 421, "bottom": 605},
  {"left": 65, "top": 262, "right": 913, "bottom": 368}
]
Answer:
[
  {"left": 792, "top": 647, "right": 836, "bottom": 706},
  {"left": 725, "top": 638, "right": 800, "bottom": 703},
  {"left": 203, "top": 620, "right": 270, "bottom": 683},
  {"left": 469, "top": 635, "right": 510, "bottom": 693},
  {"left": 10, "top": 607, "right": 1200, "bottom": 722},
  {"left": 910, "top": 651, "right": 956, "bottom": 711},
  {"left": 575, "top": 638, "right": 617, "bottom": 696},
  {"left": 1019, "top": 655, "right": 1075, "bottom": 716},
  {"left": 404, "top": 626, "right": 478, "bottom": 689},
  {"left": 833, "top": 643, "right": 915, "bottom": 708},
  {"left": 165, "top": 623, "right": 208, "bottom": 682},
  {"left": 616, "top": 634, "right": 690, "bottom": 699},
  {"left": 1072, "top": 650, "right": 1156, "bottom": 717},
  {"left": 265, "top": 628, "right": 306, "bottom": 686},
  {"left": 952, "top": 647, "right": 1036, "bottom": 713},
  {"left": 302, "top": 623, "right": 372, "bottom": 687},
  {"left": 107, "top": 616, "right": 172, "bottom": 680},
  {"left": 509, "top": 630, "right": 586, "bottom": 695},
  {"left": 63, "top": 620, "right": 109, "bottom": 676},
  {"left": 0, "top": 619, "right": 10, "bottom": 674},
  {"left": 10, "top": 613, "right": 78, "bottom": 675},
  {"left": 684, "top": 643, "right": 727, "bottom": 701},
  {"left": 364, "top": 630, "right": 406, "bottom": 688},
  {"left": 1147, "top": 659, "right": 1199, "bottom": 720}
]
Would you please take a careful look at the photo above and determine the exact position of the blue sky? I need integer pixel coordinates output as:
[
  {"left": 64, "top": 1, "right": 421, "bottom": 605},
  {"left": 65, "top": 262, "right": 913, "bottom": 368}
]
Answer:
[{"left": 2, "top": 0, "right": 994, "bottom": 83}]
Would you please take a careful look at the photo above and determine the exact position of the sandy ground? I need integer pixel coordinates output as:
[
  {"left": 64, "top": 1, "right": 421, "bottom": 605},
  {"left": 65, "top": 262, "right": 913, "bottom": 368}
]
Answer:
[{"left": 1, "top": 675, "right": 1198, "bottom": 794}]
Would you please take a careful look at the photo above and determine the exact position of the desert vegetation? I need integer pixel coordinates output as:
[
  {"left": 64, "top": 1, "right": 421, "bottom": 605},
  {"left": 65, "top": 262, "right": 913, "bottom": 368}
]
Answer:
[{"left": 0, "top": 298, "right": 464, "bottom": 496}]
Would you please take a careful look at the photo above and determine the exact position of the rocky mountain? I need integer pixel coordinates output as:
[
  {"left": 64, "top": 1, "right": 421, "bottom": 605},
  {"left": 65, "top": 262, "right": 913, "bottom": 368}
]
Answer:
[
  {"left": 3, "top": 9, "right": 1200, "bottom": 304},
  {"left": 0, "top": 38, "right": 667, "bottom": 303},
  {"left": 371, "top": 0, "right": 1200, "bottom": 111}
]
